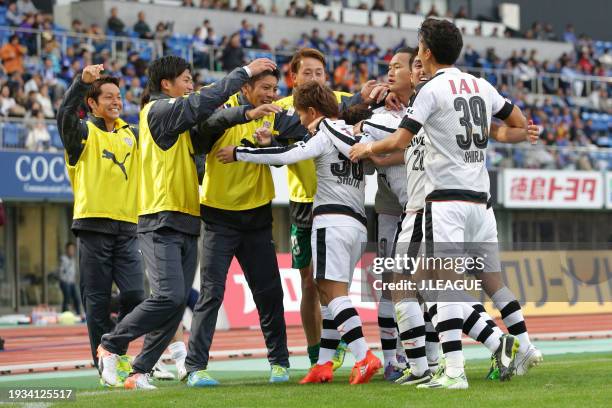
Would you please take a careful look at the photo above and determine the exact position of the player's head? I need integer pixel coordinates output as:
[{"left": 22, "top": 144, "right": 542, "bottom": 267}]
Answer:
[
  {"left": 410, "top": 48, "right": 430, "bottom": 87},
  {"left": 388, "top": 47, "right": 415, "bottom": 94},
  {"left": 417, "top": 18, "right": 463, "bottom": 73},
  {"left": 242, "top": 68, "right": 280, "bottom": 107},
  {"left": 290, "top": 48, "right": 327, "bottom": 87},
  {"left": 293, "top": 81, "right": 339, "bottom": 128},
  {"left": 147, "top": 56, "right": 194, "bottom": 98},
  {"left": 86, "top": 76, "right": 122, "bottom": 121}
]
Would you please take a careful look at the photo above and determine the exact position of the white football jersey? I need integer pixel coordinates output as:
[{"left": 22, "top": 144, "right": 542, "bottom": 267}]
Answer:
[
  {"left": 235, "top": 118, "right": 366, "bottom": 230},
  {"left": 360, "top": 107, "right": 427, "bottom": 211},
  {"left": 401, "top": 67, "right": 513, "bottom": 199}
]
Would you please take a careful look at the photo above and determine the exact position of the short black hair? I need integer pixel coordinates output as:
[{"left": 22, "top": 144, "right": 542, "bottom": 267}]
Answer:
[
  {"left": 342, "top": 102, "right": 372, "bottom": 125},
  {"left": 418, "top": 18, "right": 463, "bottom": 65},
  {"left": 85, "top": 76, "right": 120, "bottom": 111},
  {"left": 147, "top": 56, "right": 191, "bottom": 94},
  {"left": 246, "top": 68, "right": 280, "bottom": 87},
  {"left": 394, "top": 46, "right": 416, "bottom": 66}
]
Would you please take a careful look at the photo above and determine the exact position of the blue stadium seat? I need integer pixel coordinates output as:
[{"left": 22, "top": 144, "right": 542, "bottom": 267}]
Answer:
[{"left": 3, "top": 122, "right": 25, "bottom": 148}]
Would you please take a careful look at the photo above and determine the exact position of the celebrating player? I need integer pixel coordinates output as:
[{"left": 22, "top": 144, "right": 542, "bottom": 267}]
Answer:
[{"left": 217, "top": 81, "right": 382, "bottom": 384}]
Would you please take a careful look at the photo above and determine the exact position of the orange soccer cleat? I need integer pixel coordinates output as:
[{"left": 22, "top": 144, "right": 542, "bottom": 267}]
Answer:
[
  {"left": 349, "top": 350, "right": 382, "bottom": 385},
  {"left": 299, "top": 361, "right": 334, "bottom": 384}
]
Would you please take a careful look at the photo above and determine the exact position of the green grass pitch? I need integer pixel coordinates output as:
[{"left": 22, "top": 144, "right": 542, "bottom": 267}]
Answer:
[{"left": 2, "top": 352, "right": 611, "bottom": 407}]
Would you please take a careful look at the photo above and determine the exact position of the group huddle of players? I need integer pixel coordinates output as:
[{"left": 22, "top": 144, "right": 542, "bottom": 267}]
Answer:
[{"left": 62, "top": 16, "right": 542, "bottom": 390}]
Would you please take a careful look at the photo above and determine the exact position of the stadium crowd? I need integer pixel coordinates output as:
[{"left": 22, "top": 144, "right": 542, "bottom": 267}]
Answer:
[{"left": 0, "top": 1, "right": 610, "bottom": 161}]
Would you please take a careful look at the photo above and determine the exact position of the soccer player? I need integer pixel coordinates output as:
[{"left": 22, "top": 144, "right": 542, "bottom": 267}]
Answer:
[
  {"left": 184, "top": 68, "right": 291, "bottom": 386},
  {"left": 57, "top": 64, "right": 145, "bottom": 383},
  {"left": 350, "top": 18, "right": 533, "bottom": 389},
  {"left": 217, "top": 81, "right": 382, "bottom": 384},
  {"left": 252, "top": 48, "right": 390, "bottom": 367},
  {"left": 96, "top": 56, "right": 276, "bottom": 390}
]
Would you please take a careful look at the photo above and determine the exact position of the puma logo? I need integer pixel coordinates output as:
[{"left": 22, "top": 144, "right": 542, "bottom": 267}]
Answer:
[{"left": 102, "top": 149, "right": 130, "bottom": 180}]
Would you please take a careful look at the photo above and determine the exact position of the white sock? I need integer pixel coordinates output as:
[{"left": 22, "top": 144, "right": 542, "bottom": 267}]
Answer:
[
  {"left": 328, "top": 296, "right": 368, "bottom": 361},
  {"left": 492, "top": 287, "right": 531, "bottom": 352},
  {"left": 318, "top": 306, "right": 341, "bottom": 364},
  {"left": 378, "top": 298, "right": 398, "bottom": 367},
  {"left": 395, "top": 299, "right": 428, "bottom": 376},
  {"left": 437, "top": 302, "right": 465, "bottom": 378}
]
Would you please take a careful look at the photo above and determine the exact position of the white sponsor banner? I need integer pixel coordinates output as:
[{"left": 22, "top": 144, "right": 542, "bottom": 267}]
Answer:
[
  {"left": 502, "top": 169, "right": 604, "bottom": 209},
  {"left": 606, "top": 172, "right": 612, "bottom": 209}
]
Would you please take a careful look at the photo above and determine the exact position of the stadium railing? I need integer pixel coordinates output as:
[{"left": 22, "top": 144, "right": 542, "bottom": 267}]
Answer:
[
  {"left": 0, "top": 26, "right": 163, "bottom": 63},
  {"left": 1, "top": 115, "right": 610, "bottom": 171}
]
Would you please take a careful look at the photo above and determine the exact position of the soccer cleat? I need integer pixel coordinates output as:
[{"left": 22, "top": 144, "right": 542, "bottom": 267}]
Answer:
[
  {"left": 124, "top": 373, "right": 157, "bottom": 390},
  {"left": 383, "top": 363, "right": 404, "bottom": 382},
  {"left": 493, "top": 334, "right": 519, "bottom": 381},
  {"left": 349, "top": 350, "right": 382, "bottom": 385},
  {"left": 152, "top": 360, "right": 175, "bottom": 380},
  {"left": 186, "top": 370, "right": 219, "bottom": 387},
  {"left": 431, "top": 357, "right": 445, "bottom": 381},
  {"left": 395, "top": 368, "right": 432, "bottom": 386},
  {"left": 485, "top": 356, "right": 500, "bottom": 380},
  {"left": 299, "top": 362, "right": 334, "bottom": 384},
  {"left": 269, "top": 365, "right": 290, "bottom": 383},
  {"left": 331, "top": 341, "right": 347, "bottom": 371},
  {"left": 177, "top": 362, "right": 188, "bottom": 382},
  {"left": 515, "top": 345, "right": 543, "bottom": 376},
  {"left": 97, "top": 345, "right": 119, "bottom": 387},
  {"left": 416, "top": 371, "right": 468, "bottom": 389},
  {"left": 117, "top": 355, "right": 133, "bottom": 384}
]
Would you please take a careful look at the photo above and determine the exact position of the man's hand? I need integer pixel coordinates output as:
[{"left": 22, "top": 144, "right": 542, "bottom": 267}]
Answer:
[
  {"left": 216, "top": 146, "right": 237, "bottom": 163},
  {"left": 527, "top": 120, "right": 539, "bottom": 144},
  {"left": 349, "top": 142, "right": 373, "bottom": 162},
  {"left": 254, "top": 127, "right": 273, "bottom": 146},
  {"left": 353, "top": 121, "right": 363, "bottom": 135},
  {"left": 81, "top": 64, "right": 104, "bottom": 84},
  {"left": 361, "top": 80, "right": 390, "bottom": 104},
  {"left": 246, "top": 103, "right": 282, "bottom": 120},
  {"left": 246, "top": 58, "right": 277, "bottom": 77},
  {"left": 384, "top": 92, "right": 403, "bottom": 111}
]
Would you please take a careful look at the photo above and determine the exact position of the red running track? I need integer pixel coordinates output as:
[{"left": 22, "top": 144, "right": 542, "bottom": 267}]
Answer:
[{"left": 1, "top": 314, "right": 611, "bottom": 374}]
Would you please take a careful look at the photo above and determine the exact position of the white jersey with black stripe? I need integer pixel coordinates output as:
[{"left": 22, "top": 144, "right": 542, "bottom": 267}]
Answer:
[
  {"left": 401, "top": 67, "right": 513, "bottom": 198},
  {"left": 360, "top": 107, "right": 427, "bottom": 211},
  {"left": 234, "top": 118, "right": 366, "bottom": 230}
]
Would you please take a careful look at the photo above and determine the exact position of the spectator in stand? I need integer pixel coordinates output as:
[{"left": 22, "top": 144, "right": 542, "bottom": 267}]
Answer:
[
  {"left": 107, "top": 7, "right": 126, "bottom": 36},
  {"left": 71, "top": 19, "right": 86, "bottom": 34},
  {"left": 198, "top": 19, "right": 211, "bottom": 41},
  {"left": 411, "top": 2, "right": 422, "bottom": 15},
  {"left": 286, "top": 1, "right": 298, "bottom": 17},
  {"left": 301, "top": 1, "right": 317, "bottom": 19},
  {"left": 221, "top": 32, "right": 245, "bottom": 71},
  {"left": 232, "top": 0, "right": 245, "bottom": 12},
  {"left": 455, "top": 5, "right": 468, "bottom": 19},
  {"left": 239, "top": 19, "right": 255, "bottom": 48},
  {"left": 0, "top": 85, "right": 25, "bottom": 117},
  {"left": 324, "top": 10, "right": 335, "bottom": 22},
  {"left": 245, "top": 0, "right": 265, "bottom": 14},
  {"left": 333, "top": 58, "right": 353, "bottom": 92},
  {"left": 252, "top": 23, "right": 269, "bottom": 50},
  {"left": 199, "top": 0, "right": 212, "bottom": 8},
  {"left": 371, "top": 0, "right": 385, "bottom": 11},
  {"left": 6, "top": 3, "right": 22, "bottom": 27},
  {"left": 309, "top": 29, "right": 326, "bottom": 52},
  {"left": 17, "top": 0, "right": 38, "bottom": 15},
  {"left": 383, "top": 16, "right": 394, "bottom": 27},
  {"left": 205, "top": 27, "right": 218, "bottom": 46},
  {"left": 25, "top": 110, "right": 50, "bottom": 151},
  {"left": 563, "top": 24, "right": 577, "bottom": 43},
  {"left": 37, "top": 84, "right": 54, "bottom": 118},
  {"left": 134, "top": 11, "right": 153, "bottom": 39},
  {"left": 426, "top": 4, "right": 439, "bottom": 17},
  {"left": 182, "top": 0, "right": 195, "bottom": 6},
  {"left": 192, "top": 27, "right": 209, "bottom": 68},
  {"left": 1, "top": 35, "right": 26, "bottom": 75}
]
